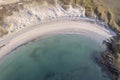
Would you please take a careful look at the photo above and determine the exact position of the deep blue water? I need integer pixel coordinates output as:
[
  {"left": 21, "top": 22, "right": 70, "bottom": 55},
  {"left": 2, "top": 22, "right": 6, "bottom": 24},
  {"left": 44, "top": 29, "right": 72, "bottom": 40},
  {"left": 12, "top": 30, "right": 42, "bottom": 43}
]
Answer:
[{"left": 0, "top": 34, "right": 109, "bottom": 80}]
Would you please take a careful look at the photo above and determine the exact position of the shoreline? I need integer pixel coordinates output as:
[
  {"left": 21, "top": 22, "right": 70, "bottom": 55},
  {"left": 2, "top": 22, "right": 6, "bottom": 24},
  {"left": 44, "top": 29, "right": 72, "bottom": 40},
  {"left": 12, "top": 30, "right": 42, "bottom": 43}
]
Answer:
[
  {"left": 0, "top": 18, "right": 116, "bottom": 60},
  {"left": 0, "top": 1, "right": 119, "bottom": 79},
  {"left": 0, "top": 17, "right": 116, "bottom": 45},
  {"left": 0, "top": 18, "right": 117, "bottom": 80},
  {"left": 0, "top": 33, "right": 98, "bottom": 61}
]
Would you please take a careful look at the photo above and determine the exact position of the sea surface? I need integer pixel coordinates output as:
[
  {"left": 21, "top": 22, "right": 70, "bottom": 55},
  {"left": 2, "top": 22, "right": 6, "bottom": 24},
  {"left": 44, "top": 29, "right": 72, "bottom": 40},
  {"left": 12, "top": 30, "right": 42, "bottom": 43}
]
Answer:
[{"left": 0, "top": 34, "right": 110, "bottom": 80}]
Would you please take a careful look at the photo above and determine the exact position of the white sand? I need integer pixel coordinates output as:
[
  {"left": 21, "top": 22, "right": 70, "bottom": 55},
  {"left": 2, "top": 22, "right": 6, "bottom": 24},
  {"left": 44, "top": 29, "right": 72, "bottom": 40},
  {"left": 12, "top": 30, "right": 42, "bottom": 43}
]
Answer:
[{"left": 0, "top": 19, "right": 116, "bottom": 59}]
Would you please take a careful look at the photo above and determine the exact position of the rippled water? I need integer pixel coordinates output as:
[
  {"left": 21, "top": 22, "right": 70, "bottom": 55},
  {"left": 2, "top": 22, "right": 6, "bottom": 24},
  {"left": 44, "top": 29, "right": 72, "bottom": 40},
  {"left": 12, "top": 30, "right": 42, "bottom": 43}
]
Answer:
[{"left": 0, "top": 34, "right": 110, "bottom": 80}]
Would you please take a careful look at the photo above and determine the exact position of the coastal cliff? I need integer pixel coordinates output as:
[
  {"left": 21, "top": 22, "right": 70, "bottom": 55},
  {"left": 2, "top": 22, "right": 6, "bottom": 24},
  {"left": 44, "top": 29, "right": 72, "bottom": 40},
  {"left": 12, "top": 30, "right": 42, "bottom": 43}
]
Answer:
[
  {"left": 59, "top": 0, "right": 120, "bottom": 33},
  {"left": 0, "top": 0, "right": 120, "bottom": 36}
]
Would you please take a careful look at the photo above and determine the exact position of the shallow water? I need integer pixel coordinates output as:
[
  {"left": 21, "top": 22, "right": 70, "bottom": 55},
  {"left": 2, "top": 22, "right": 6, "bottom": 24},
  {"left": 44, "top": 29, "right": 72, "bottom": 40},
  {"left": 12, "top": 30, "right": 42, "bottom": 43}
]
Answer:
[{"left": 0, "top": 34, "right": 109, "bottom": 80}]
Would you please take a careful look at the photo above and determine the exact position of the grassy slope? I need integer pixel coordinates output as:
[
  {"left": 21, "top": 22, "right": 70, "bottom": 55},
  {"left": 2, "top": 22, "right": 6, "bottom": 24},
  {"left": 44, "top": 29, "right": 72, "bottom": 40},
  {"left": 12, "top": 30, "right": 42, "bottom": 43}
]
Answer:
[
  {"left": 0, "top": 26, "right": 8, "bottom": 37},
  {"left": 0, "top": 0, "right": 120, "bottom": 36},
  {"left": 59, "top": 0, "right": 120, "bottom": 33},
  {"left": 103, "top": 0, "right": 120, "bottom": 28}
]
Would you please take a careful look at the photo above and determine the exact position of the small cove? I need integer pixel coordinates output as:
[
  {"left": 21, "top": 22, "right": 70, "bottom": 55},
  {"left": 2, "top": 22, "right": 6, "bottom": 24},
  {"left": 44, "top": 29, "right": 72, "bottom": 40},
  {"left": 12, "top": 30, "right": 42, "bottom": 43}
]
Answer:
[{"left": 0, "top": 34, "right": 110, "bottom": 80}]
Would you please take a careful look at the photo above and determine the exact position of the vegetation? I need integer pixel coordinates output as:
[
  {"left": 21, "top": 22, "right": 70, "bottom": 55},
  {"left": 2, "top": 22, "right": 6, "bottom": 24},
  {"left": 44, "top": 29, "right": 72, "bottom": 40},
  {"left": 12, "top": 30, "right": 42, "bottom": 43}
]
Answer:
[
  {"left": 0, "top": 0, "right": 120, "bottom": 37},
  {"left": 0, "top": 26, "right": 8, "bottom": 37}
]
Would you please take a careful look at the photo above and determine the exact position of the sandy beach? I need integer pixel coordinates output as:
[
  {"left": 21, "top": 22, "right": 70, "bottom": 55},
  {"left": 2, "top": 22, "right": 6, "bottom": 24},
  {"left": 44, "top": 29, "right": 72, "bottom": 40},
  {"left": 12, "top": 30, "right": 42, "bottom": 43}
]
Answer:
[{"left": 0, "top": 19, "right": 116, "bottom": 60}]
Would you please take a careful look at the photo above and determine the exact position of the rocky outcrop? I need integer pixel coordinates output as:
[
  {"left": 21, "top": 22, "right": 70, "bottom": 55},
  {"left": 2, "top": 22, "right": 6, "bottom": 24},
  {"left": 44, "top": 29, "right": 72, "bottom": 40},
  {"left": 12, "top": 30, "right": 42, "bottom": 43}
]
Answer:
[{"left": 99, "top": 37, "right": 120, "bottom": 80}]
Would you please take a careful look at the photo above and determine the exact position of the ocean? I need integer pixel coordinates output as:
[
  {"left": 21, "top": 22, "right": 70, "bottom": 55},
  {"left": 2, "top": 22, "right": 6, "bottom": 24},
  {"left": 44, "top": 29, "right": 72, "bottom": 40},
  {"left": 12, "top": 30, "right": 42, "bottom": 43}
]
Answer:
[{"left": 0, "top": 34, "right": 110, "bottom": 80}]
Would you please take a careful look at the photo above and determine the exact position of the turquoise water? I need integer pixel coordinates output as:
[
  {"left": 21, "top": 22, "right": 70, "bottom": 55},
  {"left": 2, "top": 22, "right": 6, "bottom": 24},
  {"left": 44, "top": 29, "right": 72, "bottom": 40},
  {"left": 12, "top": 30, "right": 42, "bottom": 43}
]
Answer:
[{"left": 0, "top": 34, "right": 109, "bottom": 80}]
